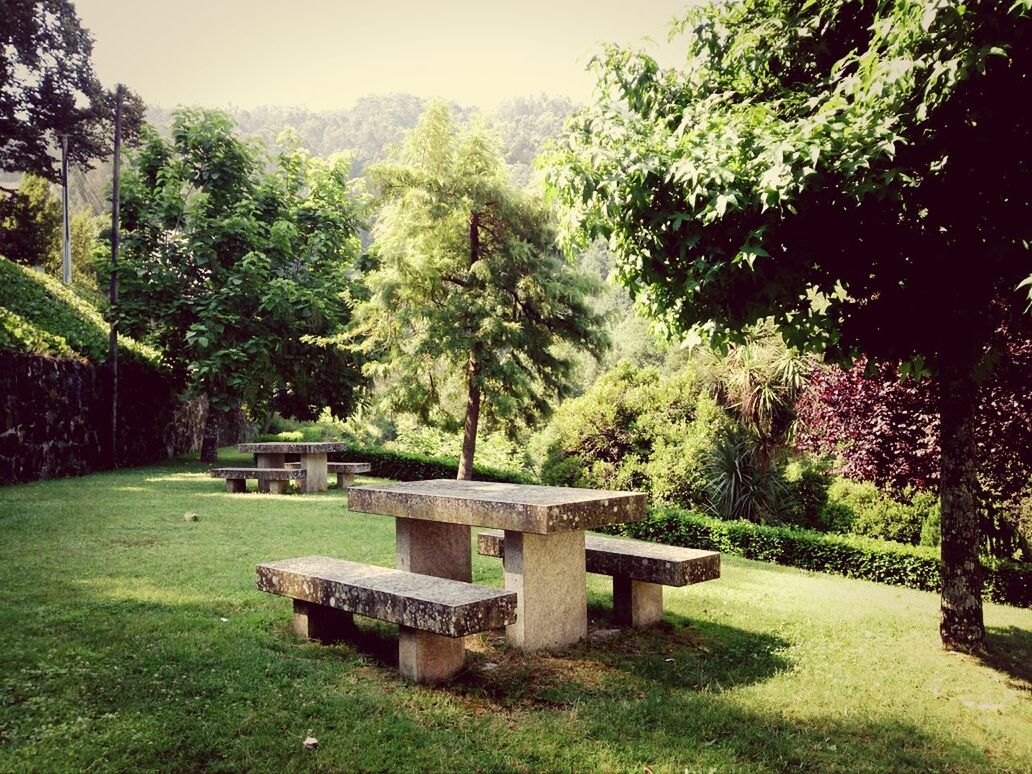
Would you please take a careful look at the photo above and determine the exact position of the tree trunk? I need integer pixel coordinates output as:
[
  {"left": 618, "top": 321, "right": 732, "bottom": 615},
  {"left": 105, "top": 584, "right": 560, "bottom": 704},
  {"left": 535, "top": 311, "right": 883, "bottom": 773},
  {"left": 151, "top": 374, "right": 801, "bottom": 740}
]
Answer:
[
  {"left": 200, "top": 399, "right": 221, "bottom": 464},
  {"left": 457, "top": 211, "right": 483, "bottom": 481},
  {"left": 938, "top": 348, "right": 985, "bottom": 652},
  {"left": 457, "top": 348, "right": 481, "bottom": 481}
]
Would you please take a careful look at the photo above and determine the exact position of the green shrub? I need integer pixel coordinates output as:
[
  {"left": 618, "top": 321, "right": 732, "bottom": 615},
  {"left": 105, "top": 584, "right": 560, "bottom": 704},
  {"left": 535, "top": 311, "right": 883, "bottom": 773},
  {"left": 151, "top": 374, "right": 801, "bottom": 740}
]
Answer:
[
  {"left": 916, "top": 490, "right": 943, "bottom": 547},
  {"left": 539, "top": 447, "right": 588, "bottom": 488},
  {"left": 822, "top": 478, "right": 938, "bottom": 545},
  {"left": 0, "top": 255, "right": 158, "bottom": 365},
  {"left": 647, "top": 438, "right": 710, "bottom": 512},
  {"left": 258, "top": 431, "right": 305, "bottom": 443},
  {"left": 339, "top": 446, "right": 531, "bottom": 484},
  {"left": 850, "top": 498, "right": 924, "bottom": 545},
  {"left": 258, "top": 427, "right": 326, "bottom": 443},
  {"left": 382, "top": 419, "right": 532, "bottom": 476},
  {"left": 920, "top": 508, "right": 941, "bottom": 547},
  {"left": 705, "top": 430, "right": 789, "bottom": 523},
  {"left": 538, "top": 361, "right": 725, "bottom": 509},
  {"left": 782, "top": 459, "right": 833, "bottom": 530},
  {"left": 620, "top": 507, "right": 1031, "bottom": 608},
  {"left": 826, "top": 478, "right": 882, "bottom": 515}
]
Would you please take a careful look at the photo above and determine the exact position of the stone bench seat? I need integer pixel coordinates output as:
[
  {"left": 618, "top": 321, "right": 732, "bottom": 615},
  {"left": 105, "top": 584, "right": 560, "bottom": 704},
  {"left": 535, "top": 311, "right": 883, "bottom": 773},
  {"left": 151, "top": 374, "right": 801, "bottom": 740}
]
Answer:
[
  {"left": 326, "top": 462, "right": 373, "bottom": 488},
  {"left": 477, "top": 529, "right": 719, "bottom": 627},
  {"left": 210, "top": 466, "right": 305, "bottom": 494},
  {"left": 256, "top": 556, "right": 517, "bottom": 682}
]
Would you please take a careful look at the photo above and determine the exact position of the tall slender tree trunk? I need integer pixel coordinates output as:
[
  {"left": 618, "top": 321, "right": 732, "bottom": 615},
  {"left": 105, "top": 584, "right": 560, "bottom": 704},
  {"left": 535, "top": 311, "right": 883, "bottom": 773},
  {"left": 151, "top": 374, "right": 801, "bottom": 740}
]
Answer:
[
  {"left": 938, "top": 345, "right": 985, "bottom": 652},
  {"left": 457, "top": 210, "right": 483, "bottom": 481},
  {"left": 200, "top": 398, "right": 221, "bottom": 464},
  {"left": 457, "top": 347, "right": 481, "bottom": 480}
]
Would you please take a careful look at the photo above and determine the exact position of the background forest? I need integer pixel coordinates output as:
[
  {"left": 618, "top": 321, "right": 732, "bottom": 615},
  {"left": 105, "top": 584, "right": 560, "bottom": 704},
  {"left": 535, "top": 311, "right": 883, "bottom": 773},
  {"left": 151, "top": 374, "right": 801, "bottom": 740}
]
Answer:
[{"left": 3, "top": 89, "right": 1030, "bottom": 583}]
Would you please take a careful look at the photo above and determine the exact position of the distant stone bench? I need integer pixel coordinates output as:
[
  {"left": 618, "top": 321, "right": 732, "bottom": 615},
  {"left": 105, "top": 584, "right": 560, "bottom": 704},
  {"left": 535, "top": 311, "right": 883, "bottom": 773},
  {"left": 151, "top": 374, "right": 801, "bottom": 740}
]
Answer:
[
  {"left": 256, "top": 556, "right": 517, "bottom": 683},
  {"left": 210, "top": 467, "right": 305, "bottom": 494},
  {"left": 477, "top": 530, "right": 719, "bottom": 626},
  {"left": 326, "top": 462, "right": 372, "bottom": 488}
]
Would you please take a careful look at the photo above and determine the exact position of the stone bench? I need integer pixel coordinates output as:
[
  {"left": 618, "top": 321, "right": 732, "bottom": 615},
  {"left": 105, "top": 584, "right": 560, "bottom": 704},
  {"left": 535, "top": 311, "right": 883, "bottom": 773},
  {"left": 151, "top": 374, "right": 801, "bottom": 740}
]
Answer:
[
  {"left": 256, "top": 556, "right": 517, "bottom": 682},
  {"left": 209, "top": 467, "right": 305, "bottom": 494},
  {"left": 326, "top": 462, "right": 372, "bottom": 488},
  {"left": 477, "top": 530, "right": 719, "bottom": 627}
]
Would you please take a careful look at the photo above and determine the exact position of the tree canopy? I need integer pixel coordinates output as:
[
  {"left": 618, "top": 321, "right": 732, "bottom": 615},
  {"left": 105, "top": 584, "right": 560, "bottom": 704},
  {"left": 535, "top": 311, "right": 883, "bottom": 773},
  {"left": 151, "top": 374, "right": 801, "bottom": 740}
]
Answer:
[
  {"left": 547, "top": 0, "right": 1031, "bottom": 651},
  {"left": 548, "top": 0, "right": 1030, "bottom": 364},
  {"left": 0, "top": 174, "right": 60, "bottom": 265},
  {"left": 119, "top": 109, "right": 368, "bottom": 460},
  {"left": 0, "top": 1, "right": 144, "bottom": 179},
  {"left": 352, "top": 102, "right": 608, "bottom": 478}
]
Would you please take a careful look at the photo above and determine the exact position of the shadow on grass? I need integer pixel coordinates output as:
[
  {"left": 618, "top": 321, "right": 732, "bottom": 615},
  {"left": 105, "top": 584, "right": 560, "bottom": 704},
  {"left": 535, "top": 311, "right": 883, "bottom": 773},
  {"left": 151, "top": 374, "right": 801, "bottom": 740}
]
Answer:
[
  {"left": 575, "top": 687, "right": 991, "bottom": 774},
  {"left": 0, "top": 589, "right": 1000, "bottom": 773},
  {"left": 303, "top": 598, "right": 789, "bottom": 708},
  {"left": 980, "top": 625, "right": 1032, "bottom": 689},
  {"left": 441, "top": 615, "right": 788, "bottom": 711}
]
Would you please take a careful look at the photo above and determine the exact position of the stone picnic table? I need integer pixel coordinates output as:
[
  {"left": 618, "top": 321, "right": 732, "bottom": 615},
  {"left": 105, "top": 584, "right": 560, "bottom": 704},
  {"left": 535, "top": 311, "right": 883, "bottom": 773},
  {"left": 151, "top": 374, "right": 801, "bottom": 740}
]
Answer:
[
  {"left": 347, "top": 479, "right": 646, "bottom": 651},
  {"left": 237, "top": 441, "right": 350, "bottom": 493}
]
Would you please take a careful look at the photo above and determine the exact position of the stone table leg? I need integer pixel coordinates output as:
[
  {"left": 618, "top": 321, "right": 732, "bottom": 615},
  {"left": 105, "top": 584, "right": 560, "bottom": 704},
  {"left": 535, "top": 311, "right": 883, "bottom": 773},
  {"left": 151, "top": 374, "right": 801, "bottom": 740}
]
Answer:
[
  {"left": 612, "top": 577, "right": 664, "bottom": 627},
  {"left": 256, "top": 453, "right": 284, "bottom": 494},
  {"left": 301, "top": 453, "right": 328, "bottom": 493},
  {"left": 503, "top": 530, "right": 587, "bottom": 651},
  {"left": 395, "top": 518, "right": 472, "bottom": 582}
]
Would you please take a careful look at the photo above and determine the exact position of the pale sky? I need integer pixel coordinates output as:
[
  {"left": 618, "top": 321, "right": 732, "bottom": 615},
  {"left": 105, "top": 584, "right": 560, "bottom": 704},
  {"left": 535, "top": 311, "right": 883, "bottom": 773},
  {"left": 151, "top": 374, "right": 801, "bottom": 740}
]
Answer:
[{"left": 73, "top": 0, "right": 692, "bottom": 110}]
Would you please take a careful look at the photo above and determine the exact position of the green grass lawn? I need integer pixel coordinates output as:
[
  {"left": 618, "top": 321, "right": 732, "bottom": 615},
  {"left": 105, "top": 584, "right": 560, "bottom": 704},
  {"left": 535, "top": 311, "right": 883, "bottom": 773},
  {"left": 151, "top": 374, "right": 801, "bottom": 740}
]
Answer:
[{"left": 1, "top": 450, "right": 1029, "bottom": 773}]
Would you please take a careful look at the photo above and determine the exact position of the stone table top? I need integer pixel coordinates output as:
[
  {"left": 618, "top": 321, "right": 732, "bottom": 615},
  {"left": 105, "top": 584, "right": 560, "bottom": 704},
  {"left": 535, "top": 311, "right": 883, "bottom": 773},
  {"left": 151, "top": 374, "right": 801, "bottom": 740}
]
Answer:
[
  {"left": 348, "top": 479, "right": 646, "bottom": 534},
  {"left": 237, "top": 442, "right": 351, "bottom": 454}
]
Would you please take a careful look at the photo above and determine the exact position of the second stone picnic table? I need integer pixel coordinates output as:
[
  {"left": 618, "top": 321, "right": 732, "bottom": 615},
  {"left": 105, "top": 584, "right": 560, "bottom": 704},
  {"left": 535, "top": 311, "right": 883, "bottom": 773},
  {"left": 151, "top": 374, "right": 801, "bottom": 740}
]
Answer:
[
  {"left": 237, "top": 441, "right": 351, "bottom": 493},
  {"left": 347, "top": 479, "right": 646, "bottom": 651}
]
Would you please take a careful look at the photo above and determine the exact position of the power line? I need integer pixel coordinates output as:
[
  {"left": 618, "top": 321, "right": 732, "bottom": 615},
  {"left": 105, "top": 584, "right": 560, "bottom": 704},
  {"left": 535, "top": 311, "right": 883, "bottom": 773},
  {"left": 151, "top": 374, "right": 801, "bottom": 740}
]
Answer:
[{"left": 71, "top": 165, "right": 105, "bottom": 216}]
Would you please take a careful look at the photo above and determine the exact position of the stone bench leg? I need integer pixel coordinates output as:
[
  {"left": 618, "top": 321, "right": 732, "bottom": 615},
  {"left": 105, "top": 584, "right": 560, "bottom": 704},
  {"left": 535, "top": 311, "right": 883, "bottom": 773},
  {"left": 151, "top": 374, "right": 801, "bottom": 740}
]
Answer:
[
  {"left": 398, "top": 626, "right": 465, "bottom": 683},
  {"left": 336, "top": 472, "right": 356, "bottom": 489},
  {"left": 226, "top": 478, "right": 246, "bottom": 493},
  {"left": 612, "top": 576, "right": 664, "bottom": 627},
  {"left": 267, "top": 480, "right": 288, "bottom": 495},
  {"left": 293, "top": 600, "right": 356, "bottom": 643}
]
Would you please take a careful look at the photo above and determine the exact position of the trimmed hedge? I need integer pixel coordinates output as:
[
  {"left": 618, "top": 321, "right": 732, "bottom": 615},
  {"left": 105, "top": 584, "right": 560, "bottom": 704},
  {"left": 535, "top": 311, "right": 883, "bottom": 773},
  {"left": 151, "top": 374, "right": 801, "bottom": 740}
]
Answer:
[
  {"left": 619, "top": 507, "right": 1031, "bottom": 608},
  {"left": 0, "top": 307, "right": 79, "bottom": 359},
  {"left": 333, "top": 445, "right": 533, "bottom": 485},
  {"left": 0, "top": 256, "right": 158, "bottom": 364}
]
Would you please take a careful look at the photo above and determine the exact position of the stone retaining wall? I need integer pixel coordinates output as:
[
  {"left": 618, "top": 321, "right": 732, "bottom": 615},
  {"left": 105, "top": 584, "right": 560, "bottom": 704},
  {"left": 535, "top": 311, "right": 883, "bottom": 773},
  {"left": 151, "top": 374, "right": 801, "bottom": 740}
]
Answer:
[{"left": 0, "top": 351, "right": 242, "bottom": 484}]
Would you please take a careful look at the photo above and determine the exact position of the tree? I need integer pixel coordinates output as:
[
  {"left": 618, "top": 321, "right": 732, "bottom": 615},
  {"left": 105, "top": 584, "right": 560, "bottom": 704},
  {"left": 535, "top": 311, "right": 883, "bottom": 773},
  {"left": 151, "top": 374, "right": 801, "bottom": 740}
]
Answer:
[
  {"left": 353, "top": 102, "right": 608, "bottom": 479},
  {"left": 0, "top": 1, "right": 144, "bottom": 180},
  {"left": 797, "top": 332, "right": 1032, "bottom": 559},
  {"left": 119, "top": 110, "right": 367, "bottom": 462},
  {"left": 547, "top": 0, "right": 1031, "bottom": 651},
  {"left": 0, "top": 174, "right": 61, "bottom": 265}
]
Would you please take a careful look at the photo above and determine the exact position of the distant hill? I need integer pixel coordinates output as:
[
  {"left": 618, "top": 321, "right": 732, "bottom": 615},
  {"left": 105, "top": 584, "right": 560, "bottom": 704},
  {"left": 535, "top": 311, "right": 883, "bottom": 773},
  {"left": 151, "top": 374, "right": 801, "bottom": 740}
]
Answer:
[
  {"left": 62, "top": 93, "right": 575, "bottom": 215},
  {"left": 148, "top": 93, "right": 575, "bottom": 180}
]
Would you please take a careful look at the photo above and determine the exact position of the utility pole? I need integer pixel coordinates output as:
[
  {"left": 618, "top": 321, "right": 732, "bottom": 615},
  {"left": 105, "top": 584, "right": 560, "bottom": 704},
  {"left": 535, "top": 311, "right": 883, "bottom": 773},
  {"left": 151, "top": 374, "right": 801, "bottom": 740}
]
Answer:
[
  {"left": 60, "top": 135, "right": 71, "bottom": 284},
  {"left": 108, "top": 85, "right": 123, "bottom": 468}
]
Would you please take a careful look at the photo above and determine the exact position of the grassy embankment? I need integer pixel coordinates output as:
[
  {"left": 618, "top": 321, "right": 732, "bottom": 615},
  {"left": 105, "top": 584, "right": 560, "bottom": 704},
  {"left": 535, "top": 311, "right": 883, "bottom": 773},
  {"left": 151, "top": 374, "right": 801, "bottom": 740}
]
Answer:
[{"left": 0, "top": 449, "right": 1029, "bottom": 773}]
